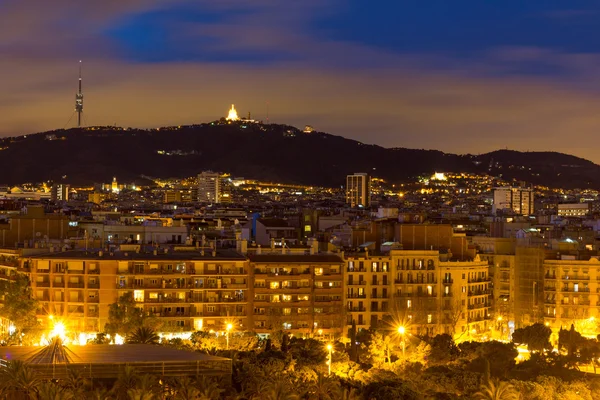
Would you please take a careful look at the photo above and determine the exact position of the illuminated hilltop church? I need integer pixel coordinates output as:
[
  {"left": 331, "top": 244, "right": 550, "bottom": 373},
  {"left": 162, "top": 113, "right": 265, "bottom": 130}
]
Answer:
[
  {"left": 226, "top": 104, "right": 239, "bottom": 121},
  {"left": 224, "top": 104, "right": 258, "bottom": 124}
]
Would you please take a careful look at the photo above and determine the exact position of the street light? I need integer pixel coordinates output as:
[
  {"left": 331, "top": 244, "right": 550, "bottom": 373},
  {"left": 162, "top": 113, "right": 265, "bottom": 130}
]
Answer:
[
  {"left": 326, "top": 344, "right": 333, "bottom": 376},
  {"left": 226, "top": 323, "right": 233, "bottom": 350},
  {"left": 397, "top": 326, "right": 406, "bottom": 358}
]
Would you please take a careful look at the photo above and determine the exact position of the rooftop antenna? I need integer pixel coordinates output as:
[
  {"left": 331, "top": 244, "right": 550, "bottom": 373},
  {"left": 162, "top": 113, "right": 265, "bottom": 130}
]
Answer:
[
  {"left": 266, "top": 101, "right": 269, "bottom": 123},
  {"left": 75, "top": 60, "right": 84, "bottom": 128}
]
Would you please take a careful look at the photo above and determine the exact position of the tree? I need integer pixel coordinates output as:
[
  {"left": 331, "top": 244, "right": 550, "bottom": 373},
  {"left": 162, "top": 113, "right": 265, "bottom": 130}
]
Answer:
[
  {"left": 306, "top": 373, "right": 341, "bottom": 400},
  {"left": 0, "top": 275, "right": 40, "bottom": 342},
  {"left": 367, "top": 332, "right": 397, "bottom": 366},
  {"left": 0, "top": 360, "right": 42, "bottom": 398},
  {"left": 196, "top": 375, "right": 224, "bottom": 400},
  {"left": 558, "top": 324, "right": 585, "bottom": 357},
  {"left": 349, "top": 320, "right": 358, "bottom": 363},
  {"left": 511, "top": 323, "right": 551, "bottom": 353},
  {"left": 289, "top": 338, "right": 327, "bottom": 366},
  {"left": 473, "top": 378, "right": 518, "bottom": 400},
  {"left": 127, "top": 327, "right": 160, "bottom": 344},
  {"left": 104, "top": 293, "right": 145, "bottom": 337},
  {"left": 467, "top": 341, "right": 518, "bottom": 378},
  {"left": 428, "top": 334, "right": 459, "bottom": 365}
]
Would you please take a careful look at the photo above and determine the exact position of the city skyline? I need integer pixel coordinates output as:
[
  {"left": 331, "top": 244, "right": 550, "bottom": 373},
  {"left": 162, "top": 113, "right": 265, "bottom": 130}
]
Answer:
[{"left": 3, "top": 1, "right": 600, "bottom": 163}]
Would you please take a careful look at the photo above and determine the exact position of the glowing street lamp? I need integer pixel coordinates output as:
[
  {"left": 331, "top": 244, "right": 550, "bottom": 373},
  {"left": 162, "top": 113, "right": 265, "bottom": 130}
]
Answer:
[
  {"left": 226, "top": 323, "right": 233, "bottom": 350},
  {"left": 397, "top": 326, "right": 406, "bottom": 358},
  {"left": 326, "top": 344, "right": 333, "bottom": 376}
]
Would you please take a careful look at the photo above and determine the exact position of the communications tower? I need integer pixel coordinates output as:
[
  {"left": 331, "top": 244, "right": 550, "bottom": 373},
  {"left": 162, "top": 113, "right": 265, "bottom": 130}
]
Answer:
[{"left": 75, "top": 61, "right": 84, "bottom": 127}]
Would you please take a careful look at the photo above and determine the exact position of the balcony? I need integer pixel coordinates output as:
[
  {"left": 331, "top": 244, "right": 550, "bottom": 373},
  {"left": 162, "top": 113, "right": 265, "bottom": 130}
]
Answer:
[
  {"left": 544, "top": 287, "right": 556, "bottom": 291},
  {"left": 87, "top": 283, "right": 100, "bottom": 289},
  {"left": 545, "top": 274, "right": 557, "bottom": 280},
  {"left": 52, "top": 282, "right": 65, "bottom": 288},
  {"left": 468, "top": 289, "right": 491, "bottom": 296},
  {"left": 35, "top": 282, "right": 50, "bottom": 288},
  {"left": 467, "top": 303, "right": 490, "bottom": 310},
  {"left": 562, "top": 275, "right": 590, "bottom": 281},
  {"left": 67, "top": 282, "right": 85, "bottom": 289},
  {"left": 87, "top": 297, "right": 99, "bottom": 304},
  {"left": 346, "top": 294, "right": 367, "bottom": 299},
  {"left": 442, "top": 279, "right": 454, "bottom": 284},
  {"left": 348, "top": 307, "right": 366, "bottom": 312},
  {"left": 468, "top": 278, "right": 491, "bottom": 284},
  {"left": 544, "top": 299, "right": 556, "bottom": 304},
  {"left": 348, "top": 281, "right": 367, "bottom": 286}
]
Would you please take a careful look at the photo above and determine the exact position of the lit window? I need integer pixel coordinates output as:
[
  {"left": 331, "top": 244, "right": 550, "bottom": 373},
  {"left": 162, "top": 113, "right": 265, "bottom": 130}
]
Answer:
[
  {"left": 427, "top": 314, "right": 432, "bottom": 323},
  {"left": 407, "top": 300, "right": 412, "bottom": 308},
  {"left": 282, "top": 295, "right": 292, "bottom": 302},
  {"left": 149, "top": 292, "right": 158, "bottom": 299},
  {"left": 270, "top": 282, "right": 279, "bottom": 289},
  {"left": 314, "top": 268, "right": 323, "bottom": 276},
  {"left": 133, "top": 290, "right": 144, "bottom": 302}
]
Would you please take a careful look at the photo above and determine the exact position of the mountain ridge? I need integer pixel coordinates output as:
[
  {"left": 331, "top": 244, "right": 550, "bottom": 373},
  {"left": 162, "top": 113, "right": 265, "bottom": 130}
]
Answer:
[{"left": 0, "top": 122, "right": 598, "bottom": 189}]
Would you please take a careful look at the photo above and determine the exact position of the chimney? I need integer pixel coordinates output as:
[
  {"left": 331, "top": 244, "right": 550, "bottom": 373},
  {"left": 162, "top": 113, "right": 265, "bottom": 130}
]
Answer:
[
  {"left": 153, "top": 249, "right": 158, "bottom": 256},
  {"left": 98, "top": 250, "right": 103, "bottom": 257},
  {"left": 270, "top": 238, "right": 275, "bottom": 251},
  {"left": 256, "top": 245, "right": 262, "bottom": 255},
  {"left": 212, "top": 250, "right": 217, "bottom": 257}
]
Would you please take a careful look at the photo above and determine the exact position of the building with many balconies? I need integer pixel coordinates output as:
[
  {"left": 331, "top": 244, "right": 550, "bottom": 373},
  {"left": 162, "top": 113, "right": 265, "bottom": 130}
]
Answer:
[
  {"left": 248, "top": 253, "right": 345, "bottom": 339},
  {"left": 22, "top": 247, "right": 249, "bottom": 334},
  {"left": 344, "top": 249, "right": 491, "bottom": 340},
  {"left": 543, "top": 256, "right": 600, "bottom": 335}
]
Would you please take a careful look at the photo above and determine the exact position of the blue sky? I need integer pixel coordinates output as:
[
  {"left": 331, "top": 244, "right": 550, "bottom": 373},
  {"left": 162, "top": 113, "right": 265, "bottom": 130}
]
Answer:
[{"left": 2, "top": 0, "right": 600, "bottom": 162}]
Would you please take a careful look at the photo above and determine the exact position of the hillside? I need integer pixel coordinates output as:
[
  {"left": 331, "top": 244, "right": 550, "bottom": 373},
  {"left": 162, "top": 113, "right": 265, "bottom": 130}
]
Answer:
[{"left": 0, "top": 122, "right": 598, "bottom": 189}]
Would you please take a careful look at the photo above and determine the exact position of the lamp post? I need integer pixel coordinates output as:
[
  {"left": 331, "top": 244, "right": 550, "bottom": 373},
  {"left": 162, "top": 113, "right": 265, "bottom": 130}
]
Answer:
[
  {"left": 397, "top": 326, "right": 406, "bottom": 359},
  {"left": 226, "top": 323, "right": 233, "bottom": 350},
  {"left": 326, "top": 344, "right": 333, "bottom": 376}
]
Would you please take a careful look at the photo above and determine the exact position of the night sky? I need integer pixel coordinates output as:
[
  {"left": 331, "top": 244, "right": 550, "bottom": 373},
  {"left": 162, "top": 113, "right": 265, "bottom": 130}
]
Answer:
[{"left": 2, "top": 1, "right": 600, "bottom": 161}]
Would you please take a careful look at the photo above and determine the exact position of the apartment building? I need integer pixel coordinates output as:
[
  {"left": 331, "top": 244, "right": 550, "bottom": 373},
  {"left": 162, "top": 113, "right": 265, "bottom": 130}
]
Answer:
[
  {"left": 248, "top": 254, "right": 345, "bottom": 338},
  {"left": 344, "top": 250, "right": 491, "bottom": 340},
  {"left": 543, "top": 256, "right": 600, "bottom": 333},
  {"left": 345, "top": 252, "right": 393, "bottom": 330},
  {"left": 22, "top": 248, "right": 249, "bottom": 334}
]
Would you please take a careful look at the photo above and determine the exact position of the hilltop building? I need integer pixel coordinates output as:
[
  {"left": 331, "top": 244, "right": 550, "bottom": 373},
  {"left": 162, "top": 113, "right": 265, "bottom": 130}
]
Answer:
[{"left": 226, "top": 104, "right": 239, "bottom": 121}]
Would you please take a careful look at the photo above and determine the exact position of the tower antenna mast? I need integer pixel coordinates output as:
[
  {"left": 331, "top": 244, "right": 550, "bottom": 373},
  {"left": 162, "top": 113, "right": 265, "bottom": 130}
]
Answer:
[{"left": 75, "top": 60, "right": 84, "bottom": 128}]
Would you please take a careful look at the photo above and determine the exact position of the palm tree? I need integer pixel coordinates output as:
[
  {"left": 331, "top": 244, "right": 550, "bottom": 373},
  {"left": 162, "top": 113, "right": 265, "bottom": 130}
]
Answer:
[
  {"left": 169, "top": 376, "right": 201, "bottom": 400},
  {"left": 37, "top": 381, "right": 74, "bottom": 400},
  {"left": 0, "top": 359, "right": 42, "bottom": 398},
  {"left": 197, "top": 375, "right": 224, "bottom": 400},
  {"left": 127, "top": 327, "right": 160, "bottom": 344},
  {"left": 258, "top": 380, "right": 300, "bottom": 400},
  {"left": 61, "top": 367, "right": 89, "bottom": 397},
  {"left": 473, "top": 378, "right": 518, "bottom": 400},
  {"left": 91, "top": 387, "right": 114, "bottom": 400},
  {"left": 112, "top": 365, "right": 140, "bottom": 400},
  {"left": 127, "top": 374, "right": 158, "bottom": 400},
  {"left": 307, "top": 373, "right": 340, "bottom": 400}
]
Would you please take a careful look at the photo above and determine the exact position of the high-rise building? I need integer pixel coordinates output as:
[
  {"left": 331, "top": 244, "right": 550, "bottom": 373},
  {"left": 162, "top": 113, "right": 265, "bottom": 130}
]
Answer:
[
  {"left": 346, "top": 173, "right": 371, "bottom": 208},
  {"left": 51, "top": 184, "right": 69, "bottom": 202},
  {"left": 198, "top": 171, "right": 222, "bottom": 204},
  {"left": 492, "top": 186, "right": 534, "bottom": 215}
]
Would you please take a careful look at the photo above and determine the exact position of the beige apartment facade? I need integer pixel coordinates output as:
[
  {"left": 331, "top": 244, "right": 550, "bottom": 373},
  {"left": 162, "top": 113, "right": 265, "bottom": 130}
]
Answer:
[
  {"left": 543, "top": 257, "right": 600, "bottom": 335},
  {"left": 344, "top": 250, "right": 492, "bottom": 340},
  {"left": 248, "top": 254, "right": 345, "bottom": 338},
  {"left": 21, "top": 249, "right": 249, "bottom": 334}
]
